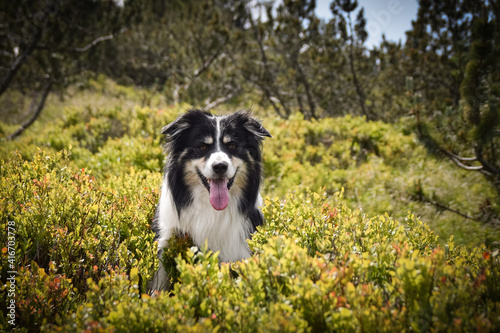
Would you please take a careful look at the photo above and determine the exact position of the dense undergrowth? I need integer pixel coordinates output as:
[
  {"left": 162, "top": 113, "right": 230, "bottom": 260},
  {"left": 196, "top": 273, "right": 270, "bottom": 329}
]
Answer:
[{"left": 1, "top": 83, "right": 500, "bottom": 331}]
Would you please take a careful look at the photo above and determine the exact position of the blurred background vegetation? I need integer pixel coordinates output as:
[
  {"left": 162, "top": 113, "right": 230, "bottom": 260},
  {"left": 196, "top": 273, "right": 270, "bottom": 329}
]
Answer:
[{"left": 1, "top": 0, "right": 499, "bottom": 243}]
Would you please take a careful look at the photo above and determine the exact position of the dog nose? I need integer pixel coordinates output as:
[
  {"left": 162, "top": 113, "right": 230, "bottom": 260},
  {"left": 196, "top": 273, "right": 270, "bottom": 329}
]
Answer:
[{"left": 212, "top": 162, "right": 228, "bottom": 175}]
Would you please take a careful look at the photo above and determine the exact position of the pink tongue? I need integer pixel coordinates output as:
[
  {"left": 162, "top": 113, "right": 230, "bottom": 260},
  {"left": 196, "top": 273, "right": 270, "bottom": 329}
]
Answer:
[{"left": 209, "top": 178, "right": 229, "bottom": 211}]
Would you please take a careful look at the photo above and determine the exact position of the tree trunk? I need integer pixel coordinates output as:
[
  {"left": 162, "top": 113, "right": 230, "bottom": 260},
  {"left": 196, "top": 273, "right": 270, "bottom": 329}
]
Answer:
[
  {"left": 248, "top": 12, "right": 291, "bottom": 118},
  {"left": 346, "top": 13, "right": 374, "bottom": 121}
]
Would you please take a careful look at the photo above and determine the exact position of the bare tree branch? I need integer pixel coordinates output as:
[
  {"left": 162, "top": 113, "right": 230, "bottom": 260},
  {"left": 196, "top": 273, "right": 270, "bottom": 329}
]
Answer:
[
  {"left": 239, "top": 68, "right": 287, "bottom": 119},
  {"left": 412, "top": 183, "right": 479, "bottom": 221},
  {"left": 6, "top": 80, "right": 53, "bottom": 140},
  {"left": 247, "top": 7, "right": 291, "bottom": 118},
  {"left": 0, "top": 29, "right": 43, "bottom": 96},
  {"left": 178, "top": 46, "right": 225, "bottom": 96},
  {"left": 193, "top": 46, "right": 224, "bottom": 78},
  {"left": 73, "top": 34, "right": 113, "bottom": 52},
  {"left": 443, "top": 150, "right": 478, "bottom": 162},
  {"left": 346, "top": 12, "right": 374, "bottom": 121},
  {"left": 440, "top": 149, "right": 484, "bottom": 171},
  {"left": 475, "top": 145, "right": 500, "bottom": 175},
  {"left": 422, "top": 195, "right": 477, "bottom": 221},
  {"left": 450, "top": 156, "right": 485, "bottom": 171},
  {"left": 438, "top": 145, "right": 500, "bottom": 178},
  {"left": 202, "top": 90, "right": 237, "bottom": 111},
  {"left": 291, "top": 52, "right": 317, "bottom": 120}
]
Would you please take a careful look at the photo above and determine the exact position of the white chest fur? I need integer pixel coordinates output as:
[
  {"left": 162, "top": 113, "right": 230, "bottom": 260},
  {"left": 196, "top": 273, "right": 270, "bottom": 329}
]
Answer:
[{"left": 156, "top": 178, "right": 257, "bottom": 262}]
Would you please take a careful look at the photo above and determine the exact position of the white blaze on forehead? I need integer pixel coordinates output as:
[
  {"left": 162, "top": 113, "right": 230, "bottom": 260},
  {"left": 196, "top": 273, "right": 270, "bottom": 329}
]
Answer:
[{"left": 215, "top": 117, "right": 222, "bottom": 150}]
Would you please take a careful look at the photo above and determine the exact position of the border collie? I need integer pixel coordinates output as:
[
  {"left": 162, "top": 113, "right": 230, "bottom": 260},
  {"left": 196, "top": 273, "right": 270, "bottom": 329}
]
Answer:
[{"left": 150, "top": 109, "right": 271, "bottom": 292}]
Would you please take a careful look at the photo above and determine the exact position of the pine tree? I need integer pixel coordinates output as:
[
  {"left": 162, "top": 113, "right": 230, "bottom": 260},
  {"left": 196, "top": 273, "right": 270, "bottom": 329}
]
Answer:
[{"left": 405, "top": 0, "right": 500, "bottom": 208}]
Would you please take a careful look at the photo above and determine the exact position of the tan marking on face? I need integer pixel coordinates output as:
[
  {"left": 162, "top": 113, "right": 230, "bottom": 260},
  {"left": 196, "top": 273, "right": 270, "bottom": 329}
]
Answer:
[{"left": 202, "top": 136, "right": 214, "bottom": 145}]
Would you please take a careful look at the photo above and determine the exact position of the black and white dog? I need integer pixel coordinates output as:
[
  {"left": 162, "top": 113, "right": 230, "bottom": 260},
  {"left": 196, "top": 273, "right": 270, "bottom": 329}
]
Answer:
[{"left": 151, "top": 109, "right": 271, "bottom": 291}]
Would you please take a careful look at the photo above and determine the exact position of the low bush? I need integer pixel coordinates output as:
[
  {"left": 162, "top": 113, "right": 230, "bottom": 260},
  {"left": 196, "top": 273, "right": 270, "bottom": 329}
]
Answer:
[
  {"left": 1, "top": 89, "right": 499, "bottom": 331},
  {"left": 1, "top": 149, "right": 499, "bottom": 331},
  {"left": 262, "top": 114, "right": 500, "bottom": 246},
  {"left": 0, "top": 150, "right": 159, "bottom": 331}
]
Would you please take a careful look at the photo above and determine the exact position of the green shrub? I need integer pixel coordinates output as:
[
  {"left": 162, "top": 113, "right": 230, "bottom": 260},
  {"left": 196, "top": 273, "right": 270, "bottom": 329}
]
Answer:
[
  {"left": 18, "top": 188, "right": 497, "bottom": 332},
  {"left": 0, "top": 150, "right": 160, "bottom": 331},
  {"left": 14, "top": 261, "right": 75, "bottom": 331},
  {"left": 0, "top": 148, "right": 498, "bottom": 332},
  {"left": 1, "top": 88, "right": 499, "bottom": 331},
  {"left": 262, "top": 113, "right": 500, "bottom": 246}
]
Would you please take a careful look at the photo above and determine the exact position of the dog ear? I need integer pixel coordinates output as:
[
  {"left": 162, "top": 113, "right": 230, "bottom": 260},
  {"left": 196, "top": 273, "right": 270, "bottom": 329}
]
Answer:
[
  {"left": 161, "top": 119, "right": 189, "bottom": 139},
  {"left": 161, "top": 113, "right": 192, "bottom": 138},
  {"left": 162, "top": 109, "right": 212, "bottom": 138},
  {"left": 234, "top": 110, "right": 272, "bottom": 139},
  {"left": 245, "top": 118, "right": 272, "bottom": 139}
]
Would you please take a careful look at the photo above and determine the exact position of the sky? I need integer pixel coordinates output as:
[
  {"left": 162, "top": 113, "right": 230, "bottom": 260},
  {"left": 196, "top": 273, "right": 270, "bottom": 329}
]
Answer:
[{"left": 315, "top": 0, "right": 419, "bottom": 48}]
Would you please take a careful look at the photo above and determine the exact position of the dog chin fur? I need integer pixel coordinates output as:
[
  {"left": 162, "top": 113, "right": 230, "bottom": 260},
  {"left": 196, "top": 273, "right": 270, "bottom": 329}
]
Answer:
[{"left": 150, "top": 109, "right": 271, "bottom": 292}]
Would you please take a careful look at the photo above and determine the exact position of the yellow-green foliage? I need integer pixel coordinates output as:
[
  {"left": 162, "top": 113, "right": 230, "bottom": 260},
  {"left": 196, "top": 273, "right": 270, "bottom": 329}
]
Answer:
[
  {"left": 1, "top": 94, "right": 500, "bottom": 331},
  {"left": 5, "top": 176, "right": 498, "bottom": 332},
  {"left": 262, "top": 114, "right": 500, "bottom": 246},
  {"left": 0, "top": 150, "right": 160, "bottom": 330}
]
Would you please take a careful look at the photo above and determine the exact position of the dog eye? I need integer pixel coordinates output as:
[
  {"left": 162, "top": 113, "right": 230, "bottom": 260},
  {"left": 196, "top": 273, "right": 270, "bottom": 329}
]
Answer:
[
  {"left": 227, "top": 142, "right": 237, "bottom": 150},
  {"left": 198, "top": 144, "right": 208, "bottom": 150}
]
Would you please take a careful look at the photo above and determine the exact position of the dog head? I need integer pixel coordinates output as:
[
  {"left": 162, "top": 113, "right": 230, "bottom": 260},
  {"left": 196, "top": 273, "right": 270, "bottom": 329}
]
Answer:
[{"left": 162, "top": 109, "right": 271, "bottom": 211}]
